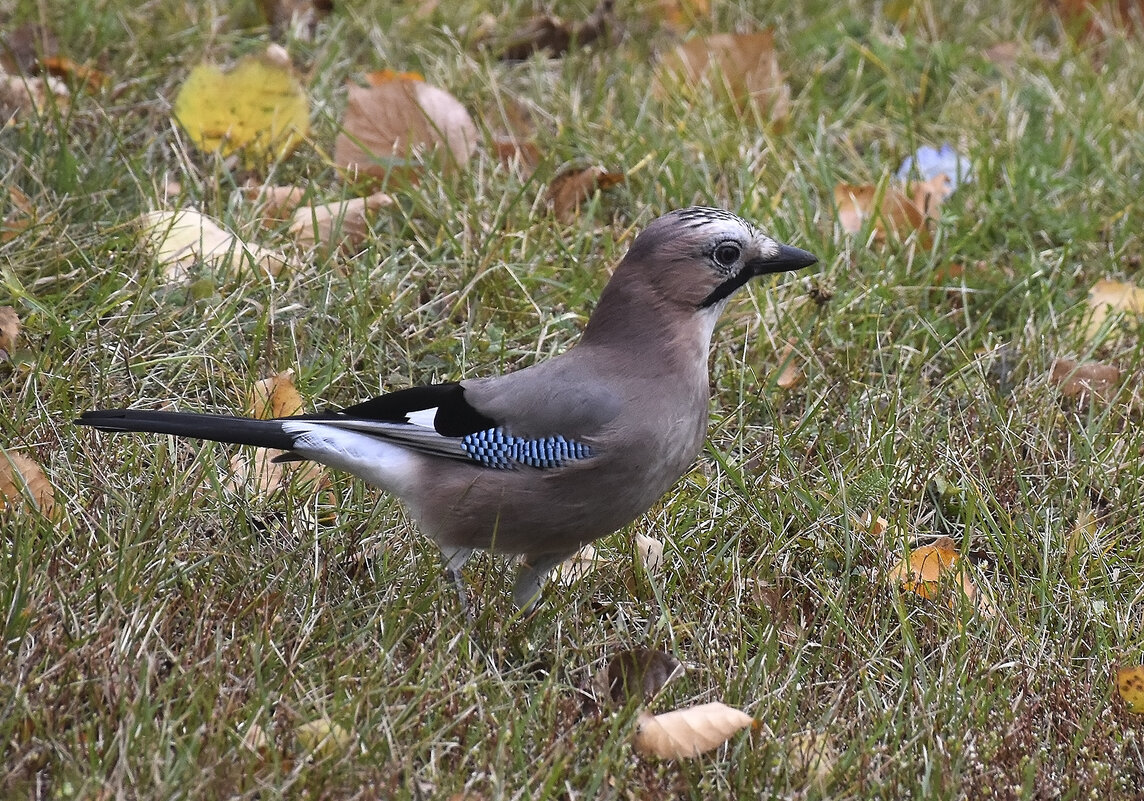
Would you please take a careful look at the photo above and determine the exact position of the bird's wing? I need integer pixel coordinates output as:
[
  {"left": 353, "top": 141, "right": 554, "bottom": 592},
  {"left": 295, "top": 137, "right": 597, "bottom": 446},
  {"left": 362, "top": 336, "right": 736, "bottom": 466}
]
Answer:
[{"left": 299, "top": 374, "right": 618, "bottom": 470}]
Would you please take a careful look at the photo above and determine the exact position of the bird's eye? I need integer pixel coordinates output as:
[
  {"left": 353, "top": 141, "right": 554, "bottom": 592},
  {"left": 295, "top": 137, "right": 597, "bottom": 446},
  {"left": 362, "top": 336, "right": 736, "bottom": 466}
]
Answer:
[{"left": 713, "top": 242, "right": 741, "bottom": 267}]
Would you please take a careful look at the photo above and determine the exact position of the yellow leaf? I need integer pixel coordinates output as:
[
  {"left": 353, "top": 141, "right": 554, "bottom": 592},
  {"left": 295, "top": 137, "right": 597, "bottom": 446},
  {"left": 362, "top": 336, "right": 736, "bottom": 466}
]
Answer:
[
  {"left": 1086, "top": 278, "right": 1144, "bottom": 339},
  {"left": 137, "top": 210, "right": 290, "bottom": 280},
  {"left": 1115, "top": 665, "right": 1144, "bottom": 714},
  {"left": 887, "top": 536, "right": 994, "bottom": 617},
  {"left": 173, "top": 45, "right": 309, "bottom": 169},
  {"left": 633, "top": 702, "right": 755, "bottom": 759},
  {"left": 295, "top": 717, "right": 352, "bottom": 759}
]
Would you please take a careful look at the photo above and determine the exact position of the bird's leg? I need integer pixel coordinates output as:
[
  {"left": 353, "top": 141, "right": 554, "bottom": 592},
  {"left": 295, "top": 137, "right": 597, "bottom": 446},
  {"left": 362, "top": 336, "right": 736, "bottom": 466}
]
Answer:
[
  {"left": 440, "top": 547, "right": 474, "bottom": 619},
  {"left": 513, "top": 551, "right": 576, "bottom": 612}
]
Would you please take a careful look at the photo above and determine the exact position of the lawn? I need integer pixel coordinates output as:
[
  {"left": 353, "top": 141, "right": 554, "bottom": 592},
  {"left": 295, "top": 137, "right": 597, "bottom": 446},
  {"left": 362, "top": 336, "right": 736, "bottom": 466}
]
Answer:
[{"left": 2, "top": 0, "right": 1143, "bottom": 798}]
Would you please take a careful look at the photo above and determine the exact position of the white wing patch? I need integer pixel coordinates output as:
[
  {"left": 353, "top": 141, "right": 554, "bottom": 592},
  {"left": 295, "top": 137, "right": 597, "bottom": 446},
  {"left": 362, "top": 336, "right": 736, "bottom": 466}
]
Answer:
[{"left": 405, "top": 407, "right": 438, "bottom": 428}]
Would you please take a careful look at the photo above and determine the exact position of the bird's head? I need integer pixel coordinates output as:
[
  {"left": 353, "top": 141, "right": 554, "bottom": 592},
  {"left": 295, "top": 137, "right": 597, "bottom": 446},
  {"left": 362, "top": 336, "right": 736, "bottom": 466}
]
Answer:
[{"left": 621, "top": 206, "right": 818, "bottom": 311}]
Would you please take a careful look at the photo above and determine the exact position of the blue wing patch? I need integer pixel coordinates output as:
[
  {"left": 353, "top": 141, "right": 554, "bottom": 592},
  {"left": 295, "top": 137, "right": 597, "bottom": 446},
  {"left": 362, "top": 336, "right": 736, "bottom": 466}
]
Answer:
[{"left": 461, "top": 428, "right": 593, "bottom": 469}]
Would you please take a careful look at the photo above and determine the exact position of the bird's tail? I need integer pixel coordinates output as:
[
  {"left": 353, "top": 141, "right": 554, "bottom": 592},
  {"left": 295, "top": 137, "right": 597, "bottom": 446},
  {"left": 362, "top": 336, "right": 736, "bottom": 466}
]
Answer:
[{"left": 76, "top": 409, "right": 297, "bottom": 451}]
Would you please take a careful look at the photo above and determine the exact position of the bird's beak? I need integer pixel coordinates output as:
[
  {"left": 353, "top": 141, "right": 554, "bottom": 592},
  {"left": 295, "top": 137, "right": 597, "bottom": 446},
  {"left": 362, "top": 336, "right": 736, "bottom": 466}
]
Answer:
[{"left": 752, "top": 244, "right": 819, "bottom": 276}]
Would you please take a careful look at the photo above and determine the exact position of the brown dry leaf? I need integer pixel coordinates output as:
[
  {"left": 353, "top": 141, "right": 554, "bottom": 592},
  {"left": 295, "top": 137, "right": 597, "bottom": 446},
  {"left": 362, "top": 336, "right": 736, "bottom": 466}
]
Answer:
[
  {"left": 1115, "top": 664, "right": 1144, "bottom": 713},
  {"left": 334, "top": 77, "right": 477, "bottom": 184},
  {"left": 0, "top": 71, "right": 69, "bottom": 118},
  {"left": 227, "top": 370, "right": 327, "bottom": 496},
  {"left": 595, "top": 647, "right": 683, "bottom": 705},
  {"left": 499, "top": 0, "right": 614, "bottom": 60},
  {"left": 775, "top": 341, "right": 803, "bottom": 390},
  {"left": 247, "top": 184, "right": 310, "bottom": 224},
  {"left": 137, "top": 210, "right": 291, "bottom": 281},
  {"left": 492, "top": 136, "right": 541, "bottom": 173},
  {"left": 289, "top": 191, "right": 394, "bottom": 252},
  {"left": 1050, "top": 358, "right": 1122, "bottom": 404},
  {"left": 256, "top": 0, "right": 333, "bottom": 39},
  {"left": 41, "top": 56, "right": 108, "bottom": 91},
  {"left": 834, "top": 181, "right": 930, "bottom": 247},
  {"left": 635, "top": 532, "right": 664, "bottom": 575},
  {"left": 911, "top": 173, "right": 953, "bottom": 220},
  {"left": 657, "top": 31, "right": 790, "bottom": 124},
  {"left": 546, "top": 165, "right": 625, "bottom": 223},
  {"left": 887, "top": 536, "right": 994, "bottom": 616},
  {"left": 2, "top": 186, "right": 35, "bottom": 242},
  {"left": 0, "top": 449, "right": 55, "bottom": 519},
  {"left": 1, "top": 23, "right": 58, "bottom": 75},
  {"left": 654, "top": 0, "right": 711, "bottom": 33},
  {"left": 553, "top": 543, "right": 605, "bottom": 585},
  {"left": 1054, "top": 0, "right": 1144, "bottom": 41},
  {"left": 861, "top": 511, "right": 890, "bottom": 537},
  {"left": 0, "top": 306, "right": 20, "bottom": 359},
  {"left": 984, "top": 41, "right": 1020, "bottom": 72},
  {"left": 633, "top": 702, "right": 755, "bottom": 760},
  {"left": 1086, "top": 278, "right": 1144, "bottom": 339}
]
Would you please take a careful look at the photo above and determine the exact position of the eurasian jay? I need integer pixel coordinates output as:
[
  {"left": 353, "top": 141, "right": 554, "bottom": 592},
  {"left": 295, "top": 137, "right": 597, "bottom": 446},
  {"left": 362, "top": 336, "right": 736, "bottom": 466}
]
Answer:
[{"left": 78, "top": 207, "right": 818, "bottom": 609}]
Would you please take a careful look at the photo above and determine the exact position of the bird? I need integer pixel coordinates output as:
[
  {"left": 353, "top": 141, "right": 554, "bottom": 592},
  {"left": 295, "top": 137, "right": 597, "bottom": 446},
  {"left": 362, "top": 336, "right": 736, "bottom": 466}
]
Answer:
[{"left": 77, "top": 207, "right": 818, "bottom": 610}]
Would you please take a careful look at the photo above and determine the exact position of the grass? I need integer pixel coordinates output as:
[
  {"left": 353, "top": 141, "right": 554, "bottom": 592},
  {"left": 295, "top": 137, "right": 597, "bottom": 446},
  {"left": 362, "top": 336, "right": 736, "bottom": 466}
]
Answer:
[{"left": 3, "top": 0, "right": 1144, "bottom": 797}]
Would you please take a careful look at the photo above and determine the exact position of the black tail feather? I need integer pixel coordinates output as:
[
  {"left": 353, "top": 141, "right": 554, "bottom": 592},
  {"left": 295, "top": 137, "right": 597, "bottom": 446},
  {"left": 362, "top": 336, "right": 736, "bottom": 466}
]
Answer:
[{"left": 76, "top": 409, "right": 297, "bottom": 451}]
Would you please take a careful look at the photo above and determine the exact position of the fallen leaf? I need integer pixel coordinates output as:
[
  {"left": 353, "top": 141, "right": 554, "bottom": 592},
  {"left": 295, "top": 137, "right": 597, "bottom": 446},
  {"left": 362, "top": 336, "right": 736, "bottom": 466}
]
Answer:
[
  {"left": 545, "top": 165, "right": 625, "bottom": 223},
  {"left": 657, "top": 31, "right": 790, "bottom": 124},
  {"left": 654, "top": 0, "right": 711, "bottom": 33},
  {"left": 226, "top": 370, "right": 328, "bottom": 496},
  {"left": 1086, "top": 278, "right": 1144, "bottom": 339},
  {"left": 553, "top": 543, "right": 604, "bottom": 585},
  {"left": 255, "top": 0, "right": 333, "bottom": 39},
  {"left": 887, "top": 536, "right": 994, "bottom": 616},
  {"left": 911, "top": 173, "right": 953, "bottom": 220},
  {"left": 246, "top": 183, "right": 310, "bottom": 224},
  {"left": 635, "top": 532, "right": 664, "bottom": 575},
  {"left": 1, "top": 23, "right": 58, "bottom": 75},
  {"left": 240, "top": 722, "right": 271, "bottom": 754},
  {"left": 1050, "top": 358, "right": 1121, "bottom": 404},
  {"left": 334, "top": 77, "right": 477, "bottom": 183},
  {"left": 499, "top": 0, "right": 614, "bottom": 60},
  {"left": 295, "top": 717, "right": 352, "bottom": 760},
  {"left": 784, "top": 731, "right": 838, "bottom": 791},
  {"left": 834, "top": 181, "right": 930, "bottom": 247},
  {"left": 1115, "top": 664, "right": 1144, "bottom": 713},
  {"left": 984, "top": 41, "right": 1020, "bottom": 73},
  {"left": 596, "top": 647, "right": 683, "bottom": 705},
  {"left": 137, "top": 210, "right": 291, "bottom": 281},
  {"left": 0, "top": 71, "right": 69, "bottom": 118},
  {"left": 173, "top": 45, "right": 310, "bottom": 169},
  {"left": 633, "top": 702, "right": 755, "bottom": 759},
  {"left": 41, "top": 56, "right": 107, "bottom": 91},
  {"left": 0, "top": 449, "right": 55, "bottom": 518},
  {"left": 2, "top": 186, "right": 34, "bottom": 242},
  {"left": 492, "top": 135, "right": 541, "bottom": 173},
  {"left": 0, "top": 306, "right": 20, "bottom": 359},
  {"left": 289, "top": 191, "right": 394, "bottom": 252},
  {"left": 775, "top": 341, "right": 803, "bottom": 390}
]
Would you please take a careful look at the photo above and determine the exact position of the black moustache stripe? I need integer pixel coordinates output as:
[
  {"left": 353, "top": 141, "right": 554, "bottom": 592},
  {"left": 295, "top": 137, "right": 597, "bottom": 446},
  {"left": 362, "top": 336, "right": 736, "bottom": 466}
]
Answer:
[{"left": 698, "top": 269, "right": 753, "bottom": 308}]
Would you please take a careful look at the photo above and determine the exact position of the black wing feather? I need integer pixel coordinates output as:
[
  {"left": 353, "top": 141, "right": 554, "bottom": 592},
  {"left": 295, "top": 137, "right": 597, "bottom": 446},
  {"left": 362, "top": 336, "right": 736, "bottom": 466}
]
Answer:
[{"left": 334, "top": 382, "right": 495, "bottom": 437}]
